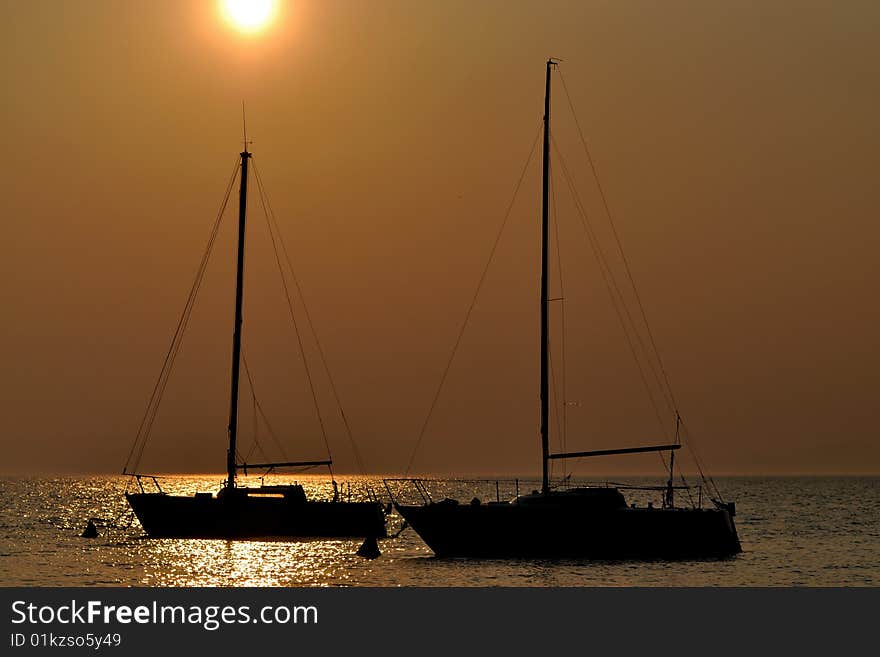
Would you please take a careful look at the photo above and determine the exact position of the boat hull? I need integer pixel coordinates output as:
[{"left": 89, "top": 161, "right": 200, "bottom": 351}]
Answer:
[
  {"left": 397, "top": 500, "right": 741, "bottom": 559},
  {"left": 127, "top": 492, "right": 387, "bottom": 539}
]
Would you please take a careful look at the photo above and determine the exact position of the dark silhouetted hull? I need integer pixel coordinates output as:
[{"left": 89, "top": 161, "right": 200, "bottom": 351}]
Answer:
[
  {"left": 397, "top": 500, "right": 740, "bottom": 559},
  {"left": 127, "top": 493, "right": 386, "bottom": 539}
]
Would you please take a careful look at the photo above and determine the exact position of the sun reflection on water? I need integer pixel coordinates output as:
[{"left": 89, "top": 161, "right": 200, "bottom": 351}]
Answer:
[
  {"left": 121, "top": 473, "right": 392, "bottom": 586},
  {"left": 139, "top": 538, "right": 364, "bottom": 587},
  {"left": 1, "top": 475, "right": 878, "bottom": 586}
]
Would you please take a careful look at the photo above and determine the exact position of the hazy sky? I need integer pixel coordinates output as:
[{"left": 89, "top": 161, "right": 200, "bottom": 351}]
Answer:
[{"left": 2, "top": 1, "right": 877, "bottom": 477}]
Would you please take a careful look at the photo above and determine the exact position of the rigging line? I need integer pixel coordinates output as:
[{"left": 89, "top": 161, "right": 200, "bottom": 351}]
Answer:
[
  {"left": 133, "top": 166, "right": 236, "bottom": 472},
  {"left": 686, "top": 444, "right": 720, "bottom": 501},
  {"left": 252, "top": 385, "right": 258, "bottom": 459},
  {"left": 558, "top": 68, "right": 680, "bottom": 416},
  {"left": 552, "top": 137, "right": 667, "bottom": 430},
  {"left": 658, "top": 449, "right": 669, "bottom": 481},
  {"left": 655, "top": 415, "right": 691, "bottom": 475},
  {"left": 675, "top": 418, "right": 711, "bottom": 489},
  {"left": 403, "top": 122, "right": 544, "bottom": 476},
  {"left": 681, "top": 473, "right": 697, "bottom": 508},
  {"left": 256, "top": 397, "right": 292, "bottom": 464},
  {"left": 243, "top": 440, "right": 259, "bottom": 464},
  {"left": 673, "top": 419, "right": 716, "bottom": 499},
  {"left": 548, "top": 335, "right": 563, "bottom": 485},
  {"left": 251, "top": 161, "right": 367, "bottom": 476},
  {"left": 125, "top": 158, "right": 237, "bottom": 472},
  {"left": 242, "top": 420, "right": 263, "bottom": 464},
  {"left": 550, "top": 134, "right": 676, "bottom": 422},
  {"left": 241, "top": 349, "right": 287, "bottom": 462},
  {"left": 679, "top": 419, "right": 723, "bottom": 500},
  {"left": 559, "top": 71, "right": 723, "bottom": 497},
  {"left": 243, "top": 387, "right": 261, "bottom": 464},
  {"left": 132, "top": 157, "right": 240, "bottom": 471},
  {"left": 242, "top": 350, "right": 286, "bottom": 460},
  {"left": 251, "top": 166, "right": 351, "bottom": 478},
  {"left": 237, "top": 353, "right": 263, "bottom": 465},
  {"left": 550, "top": 152, "right": 567, "bottom": 464},
  {"left": 554, "top": 136, "right": 675, "bottom": 417},
  {"left": 552, "top": 138, "right": 670, "bottom": 439},
  {"left": 240, "top": 381, "right": 259, "bottom": 463},
  {"left": 546, "top": 173, "right": 561, "bottom": 483},
  {"left": 124, "top": 156, "right": 240, "bottom": 474},
  {"left": 546, "top": 160, "right": 563, "bottom": 483},
  {"left": 554, "top": 113, "right": 674, "bottom": 422},
  {"left": 250, "top": 160, "right": 334, "bottom": 464}
]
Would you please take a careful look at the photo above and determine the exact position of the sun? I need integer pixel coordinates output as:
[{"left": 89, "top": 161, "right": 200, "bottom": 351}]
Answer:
[{"left": 220, "top": 0, "right": 279, "bottom": 34}]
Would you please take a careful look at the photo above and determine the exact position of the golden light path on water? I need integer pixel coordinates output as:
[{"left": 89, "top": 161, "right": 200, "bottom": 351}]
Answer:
[
  {"left": 2, "top": 475, "right": 879, "bottom": 586},
  {"left": 141, "top": 540, "right": 360, "bottom": 587},
  {"left": 126, "top": 474, "right": 405, "bottom": 587}
]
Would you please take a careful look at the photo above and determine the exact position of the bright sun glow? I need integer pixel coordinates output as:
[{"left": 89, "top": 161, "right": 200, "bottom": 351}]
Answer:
[{"left": 220, "top": 0, "right": 279, "bottom": 34}]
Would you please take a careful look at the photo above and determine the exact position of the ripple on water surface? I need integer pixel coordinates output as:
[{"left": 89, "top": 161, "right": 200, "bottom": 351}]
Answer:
[{"left": 0, "top": 475, "right": 877, "bottom": 586}]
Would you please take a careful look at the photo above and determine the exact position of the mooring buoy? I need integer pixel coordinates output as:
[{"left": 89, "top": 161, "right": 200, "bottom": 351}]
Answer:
[
  {"left": 356, "top": 536, "right": 380, "bottom": 559},
  {"left": 81, "top": 519, "right": 98, "bottom": 538}
]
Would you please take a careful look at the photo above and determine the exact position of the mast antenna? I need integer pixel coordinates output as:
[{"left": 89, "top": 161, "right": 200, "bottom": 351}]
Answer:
[{"left": 241, "top": 100, "right": 253, "bottom": 152}]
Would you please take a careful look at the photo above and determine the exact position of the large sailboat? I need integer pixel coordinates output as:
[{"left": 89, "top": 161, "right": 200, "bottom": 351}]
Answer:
[
  {"left": 124, "top": 144, "right": 386, "bottom": 540},
  {"left": 392, "top": 60, "right": 741, "bottom": 559}
]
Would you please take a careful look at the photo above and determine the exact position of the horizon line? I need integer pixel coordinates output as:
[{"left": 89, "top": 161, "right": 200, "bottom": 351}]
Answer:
[{"left": 1, "top": 470, "right": 878, "bottom": 478}]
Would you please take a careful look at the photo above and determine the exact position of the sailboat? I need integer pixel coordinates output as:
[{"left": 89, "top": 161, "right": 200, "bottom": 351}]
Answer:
[
  {"left": 392, "top": 60, "right": 741, "bottom": 559},
  {"left": 124, "top": 144, "right": 386, "bottom": 540}
]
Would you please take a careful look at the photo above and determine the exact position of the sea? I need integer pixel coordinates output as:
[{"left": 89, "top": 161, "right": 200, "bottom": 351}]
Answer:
[{"left": 1, "top": 475, "right": 877, "bottom": 587}]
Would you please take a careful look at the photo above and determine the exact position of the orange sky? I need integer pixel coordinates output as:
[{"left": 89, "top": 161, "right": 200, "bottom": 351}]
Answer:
[{"left": 1, "top": 0, "right": 878, "bottom": 477}]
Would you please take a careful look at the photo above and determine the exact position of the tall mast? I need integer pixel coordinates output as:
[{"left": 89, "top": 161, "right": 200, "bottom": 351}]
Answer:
[
  {"left": 541, "top": 59, "right": 555, "bottom": 495},
  {"left": 227, "top": 147, "right": 251, "bottom": 488}
]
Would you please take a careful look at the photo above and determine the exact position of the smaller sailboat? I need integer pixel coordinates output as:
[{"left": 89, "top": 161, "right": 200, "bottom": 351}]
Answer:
[
  {"left": 392, "top": 60, "right": 741, "bottom": 559},
  {"left": 125, "top": 143, "right": 386, "bottom": 540}
]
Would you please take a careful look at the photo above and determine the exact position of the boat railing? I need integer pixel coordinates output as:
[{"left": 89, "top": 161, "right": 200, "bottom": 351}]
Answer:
[
  {"left": 365, "top": 486, "right": 384, "bottom": 506},
  {"left": 130, "top": 474, "right": 164, "bottom": 494},
  {"left": 337, "top": 480, "right": 388, "bottom": 507},
  {"left": 609, "top": 482, "right": 705, "bottom": 509},
  {"left": 248, "top": 475, "right": 386, "bottom": 506},
  {"left": 383, "top": 478, "right": 434, "bottom": 505},
  {"left": 384, "top": 477, "right": 549, "bottom": 506},
  {"left": 384, "top": 478, "right": 706, "bottom": 509}
]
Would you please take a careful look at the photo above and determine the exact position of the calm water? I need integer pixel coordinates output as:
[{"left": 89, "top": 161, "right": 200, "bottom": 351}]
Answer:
[{"left": 1, "top": 475, "right": 877, "bottom": 586}]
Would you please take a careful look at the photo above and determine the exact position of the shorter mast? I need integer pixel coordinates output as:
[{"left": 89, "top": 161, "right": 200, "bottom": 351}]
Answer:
[
  {"left": 540, "top": 59, "right": 556, "bottom": 495},
  {"left": 227, "top": 148, "right": 251, "bottom": 488}
]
